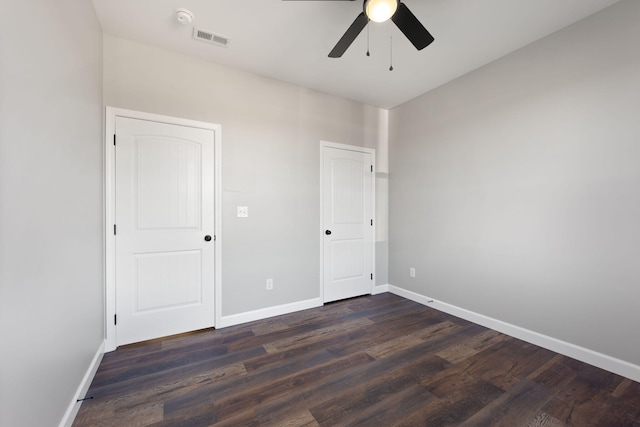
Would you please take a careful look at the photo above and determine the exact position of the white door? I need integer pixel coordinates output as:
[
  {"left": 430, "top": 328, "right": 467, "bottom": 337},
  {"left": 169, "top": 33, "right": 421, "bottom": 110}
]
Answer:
[
  {"left": 115, "top": 117, "right": 215, "bottom": 346},
  {"left": 322, "top": 144, "right": 374, "bottom": 303}
]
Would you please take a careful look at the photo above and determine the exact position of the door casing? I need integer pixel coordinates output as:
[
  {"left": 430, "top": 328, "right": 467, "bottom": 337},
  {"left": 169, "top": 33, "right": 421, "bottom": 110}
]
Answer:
[
  {"left": 320, "top": 141, "right": 376, "bottom": 303},
  {"left": 104, "top": 107, "right": 222, "bottom": 352}
]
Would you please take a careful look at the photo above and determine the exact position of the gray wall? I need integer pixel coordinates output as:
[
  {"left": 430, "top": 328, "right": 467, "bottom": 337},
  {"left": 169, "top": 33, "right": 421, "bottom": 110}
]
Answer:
[
  {"left": 0, "top": 0, "right": 104, "bottom": 426},
  {"left": 389, "top": 0, "right": 640, "bottom": 366},
  {"left": 103, "top": 35, "right": 388, "bottom": 317}
]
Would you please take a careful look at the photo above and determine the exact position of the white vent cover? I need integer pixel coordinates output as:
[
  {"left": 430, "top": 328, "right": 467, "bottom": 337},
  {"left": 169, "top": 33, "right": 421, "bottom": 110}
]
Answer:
[{"left": 193, "top": 27, "right": 230, "bottom": 48}]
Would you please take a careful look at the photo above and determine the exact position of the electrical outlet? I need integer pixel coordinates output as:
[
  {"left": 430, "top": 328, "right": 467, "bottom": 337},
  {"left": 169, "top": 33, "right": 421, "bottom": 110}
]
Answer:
[
  {"left": 266, "top": 278, "right": 273, "bottom": 290},
  {"left": 409, "top": 268, "right": 416, "bottom": 278},
  {"left": 237, "top": 206, "right": 248, "bottom": 218}
]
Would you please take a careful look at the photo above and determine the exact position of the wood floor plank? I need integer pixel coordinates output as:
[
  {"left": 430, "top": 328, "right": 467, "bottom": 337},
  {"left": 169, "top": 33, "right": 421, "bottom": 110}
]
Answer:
[
  {"left": 527, "top": 354, "right": 578, "bottom": 392},
  {"left": 262, "top": 317, "right": 375, "bottom": 353},
  {"left": 86, "top": 345, "right": 266, "bottom": 401},
  {"left": 395, "top": 378, "right": 505, "bottom": 427},
  {"left": 253, "top": 350, "right": 438, "bottom": 424},
  {"left": 73, "top": 294, "right": 640, "bottom": 427},
  {"left": 324, "top": 313, "right": 448, "bottom": 358},
  {"left": 526, "top": 410, "right": 567, "bottom": 427},
  {"left": 612, "top": 379, "right": 640, "bottom": 422},
  {"left": 540, "top": 396, "right": 576, "bottom": 426},
  {"left": 223, "top": 303, "right": 383, "bottom": 354},
  {"left": 242, "top": 337, "right": 350, "bottom": 373},
  {"left": 90, "top": 342, "right": 229, "bottom": 388},
  {"left": 160, "top": 328, "right": 254, "bottom": 350},
  {"left": 340, "top": 384, "right": 436, "bottom": 427},
  {"left": 210, "top": 352, "right": 374, "bottom": 422},
  {"left": 363, "top": 300, "right": 438, "bottom": 323},
  {"left": 159, "top": 349, "right": 349, "bottom": 421},
  {"left": 596, "top": 402, "right": 640, "bottom": 427},
  {"left": 435, "top": 329, "right": 507, "bottom": 364},
  {"left": 425, "top": 366, "right": 503, "bottom": 400},
  {"left": 462, "top": 339, "right": 557, "bottom": 390},
  {"left": 364, "top": 321, "right": 461, "bottom": 359},
  {"left": 74, "top": 402, "right": 164, "bottom": 427},
  {"left": 259, "top": 410, "right": 319, "bottom": 427},
  {"left": 76, "top": 363, "right": 247, "bottom": 424},
  {"left": 309, "top": 355, "right": 446, "bottom": 425},
  {"left": 542, "top": 375, "right": 626, "bottom": 426},
  {"left": 457, "top": 378, "right": 555, "bottom": 427},
  {"left": 203, "top": 410, "right": 261, "bottom": 427},
  {"left": 338, "top": 293, "right": 404, "bottom": 312}
]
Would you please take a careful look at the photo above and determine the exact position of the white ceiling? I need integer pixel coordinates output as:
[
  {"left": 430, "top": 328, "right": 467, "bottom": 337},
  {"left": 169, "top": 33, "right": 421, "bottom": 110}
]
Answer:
[{"left": 91, "top": 0, "right": 620, "bottom": 109}]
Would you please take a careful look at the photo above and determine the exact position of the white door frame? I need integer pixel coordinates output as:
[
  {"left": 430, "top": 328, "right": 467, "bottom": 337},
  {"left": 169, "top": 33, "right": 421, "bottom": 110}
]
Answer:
[
  {"left": 319, "top": 141, "right": 376, "bottom": 303},
  {"left": 104, "top": 107, "right": 222, "bottom": 352}
]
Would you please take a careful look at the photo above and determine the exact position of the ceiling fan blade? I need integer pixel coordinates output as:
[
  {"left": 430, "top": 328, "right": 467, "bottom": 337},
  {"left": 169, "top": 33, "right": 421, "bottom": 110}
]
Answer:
[
  {"left": 329, "top": 12, "right": 369, "bottom": 58},
  {"left": 391, "top": 2, "right": 434, "bottom": 50}
]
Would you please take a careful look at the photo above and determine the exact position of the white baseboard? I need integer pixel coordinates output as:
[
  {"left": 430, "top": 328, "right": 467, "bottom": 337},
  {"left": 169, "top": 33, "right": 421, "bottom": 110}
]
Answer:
[
  {"left": 59, "top": 340, "right": 105, "bottom": 427},
  {"left": 218, "top": 298, "right": 323, "bottom": 328},
  {"left": 373, "top": 284, "right": 389, "bottom": 295},
  {"left": 387, "top": 285, "right": 640, "bottom": 383}
]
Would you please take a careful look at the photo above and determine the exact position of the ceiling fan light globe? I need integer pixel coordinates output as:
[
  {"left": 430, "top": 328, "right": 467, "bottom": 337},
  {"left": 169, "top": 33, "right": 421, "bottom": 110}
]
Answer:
[{"left": 365, "top": 0, "right": 398, "bottom": 23}]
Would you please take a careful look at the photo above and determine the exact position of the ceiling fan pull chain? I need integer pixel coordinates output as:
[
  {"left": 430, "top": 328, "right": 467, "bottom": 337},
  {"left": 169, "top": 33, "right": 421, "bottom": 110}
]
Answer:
[
  {"left": 389, "top": 36, "right": 394, "bottom": 71},
  {"left": 366, "top": 24, "right": 371, "bottom": 57}
]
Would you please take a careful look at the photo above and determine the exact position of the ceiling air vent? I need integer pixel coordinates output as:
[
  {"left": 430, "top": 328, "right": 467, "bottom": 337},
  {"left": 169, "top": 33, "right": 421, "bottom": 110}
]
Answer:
[{"left": 193, "top": 27, "right": 230, "bottom": 48}]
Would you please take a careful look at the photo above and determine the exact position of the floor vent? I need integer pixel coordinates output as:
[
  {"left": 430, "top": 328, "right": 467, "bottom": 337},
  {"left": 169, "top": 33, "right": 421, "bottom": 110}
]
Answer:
[{"left": 193, "top": 27, "right": 230, "bottom": 47}]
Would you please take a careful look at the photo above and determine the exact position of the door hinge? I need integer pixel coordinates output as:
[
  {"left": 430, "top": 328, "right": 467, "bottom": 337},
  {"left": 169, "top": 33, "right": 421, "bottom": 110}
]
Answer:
[
  {"left": 113, "top": 224, "right": 116, "bottom": 235},
  {"left": 371, "top": 219, "right": 373, "bottom": 226},
  {"left": 370, "top": 273, "right": 373, "bottom": 280},
  {"left": 113, "top": 134, "right": 116, "bottom": 146},
  {"left": 371, "top": 165, "right": 373, "bottom": 172},
  {"left": 114, "top": 314, "right": 117, "bottom": 325}
]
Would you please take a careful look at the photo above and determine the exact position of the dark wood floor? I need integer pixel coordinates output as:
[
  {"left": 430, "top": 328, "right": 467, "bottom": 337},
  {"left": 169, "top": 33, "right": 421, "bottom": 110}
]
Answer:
[{"left": 74, "top": 293, "right": 640, "bottom": 426}]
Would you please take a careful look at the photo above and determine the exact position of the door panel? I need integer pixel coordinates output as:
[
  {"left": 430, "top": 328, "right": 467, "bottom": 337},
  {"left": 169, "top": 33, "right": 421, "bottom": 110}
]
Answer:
[
  {"left": 135, "top": 137, "right": 201, "bottom": 230},
  {"left": 323, "top": 146, "right": 374, "bottom": 303},
  {"left": 115, "top": 117, "right": 215, "bottom": 346},
  {"left": 331, "top": 158, "right": 365, "bottom": 224},
  {"left": 331, "top": 239, "right": 365, "bottom": 280},
  {"left": 134, "top": 250, "right": 203, "bottom": 311}
]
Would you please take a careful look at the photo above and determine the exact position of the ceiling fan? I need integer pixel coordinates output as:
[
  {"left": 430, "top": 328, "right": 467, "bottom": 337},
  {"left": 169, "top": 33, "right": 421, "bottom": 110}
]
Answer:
[{"left": 284, "top": 0, "right": 434, "bottom": 58}]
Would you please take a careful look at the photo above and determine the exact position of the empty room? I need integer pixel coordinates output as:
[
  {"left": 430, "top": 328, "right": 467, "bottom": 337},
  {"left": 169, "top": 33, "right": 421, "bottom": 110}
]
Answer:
[{"left": 1, "top": 0, "right": 639, "bottom": 426}]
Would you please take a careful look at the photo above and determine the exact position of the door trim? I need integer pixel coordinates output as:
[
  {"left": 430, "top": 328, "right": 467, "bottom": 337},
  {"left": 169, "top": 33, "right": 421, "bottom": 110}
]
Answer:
[
  {"left": 319, "top": 141, "right": 376, "bottom": 304},
  {"left": 104, "top": 107, "right": 222, "bottom": 352}
]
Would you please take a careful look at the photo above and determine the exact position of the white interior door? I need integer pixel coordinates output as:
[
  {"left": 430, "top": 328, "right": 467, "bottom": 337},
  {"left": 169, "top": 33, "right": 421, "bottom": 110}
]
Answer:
[
  {"left": 322, "top": 144, "right": 374, "bottom": 303},
  {"left": 115, "top": 117, "right": 215, "bottom": 346}
]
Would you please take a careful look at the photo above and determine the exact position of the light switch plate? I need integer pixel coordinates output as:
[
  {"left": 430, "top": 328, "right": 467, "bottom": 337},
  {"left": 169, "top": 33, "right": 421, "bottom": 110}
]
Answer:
[{"left": 237, "top": 206, "right": 248, "bottom": 218}]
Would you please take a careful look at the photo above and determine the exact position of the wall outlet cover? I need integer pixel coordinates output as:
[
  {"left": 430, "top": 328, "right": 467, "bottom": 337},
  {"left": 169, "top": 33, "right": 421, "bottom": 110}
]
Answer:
[{"left": 237, "top": 206, "right": 249, "bottom": 218}]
